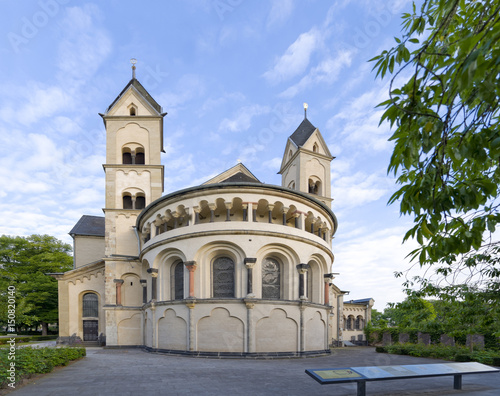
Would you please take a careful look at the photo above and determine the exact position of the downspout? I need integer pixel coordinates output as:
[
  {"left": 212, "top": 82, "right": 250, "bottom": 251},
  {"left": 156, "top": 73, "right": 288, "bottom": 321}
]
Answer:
[
  {"left": 132, "top": 226, "right": 141, "bottom": 256},
  {"left": 337, "top": 294, "right": 341, "bottom": 347}
]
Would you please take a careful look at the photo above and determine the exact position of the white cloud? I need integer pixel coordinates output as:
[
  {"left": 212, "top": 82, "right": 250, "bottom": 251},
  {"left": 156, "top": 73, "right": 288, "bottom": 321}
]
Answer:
[
  {"left": 263, "top": 28, "right": 322, "bottom": 84},
  {"left": 334, "top": 225, "right": 419, "bottom": 309},
  {"left": 332, "top": 170, "right": 391, "bottom": 210},
  {"left": 57, "top": 5, "right": 112, "bottom": 83},
  {"left": 267, "top": 0, "right": 294, "bottom": 29},
  {"left": 279, "top": 50, "right": 354, "bottom": 98},
  {"left": 218, "top": 104, "right": 271, "bottom": 133}
]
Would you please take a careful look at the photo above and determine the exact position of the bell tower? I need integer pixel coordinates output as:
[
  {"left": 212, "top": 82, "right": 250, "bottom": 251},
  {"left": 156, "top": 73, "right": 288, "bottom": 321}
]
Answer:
[
  {"left": 278, "top": 104, "right": 334, "bottom": 206},
  {"left": 101, "top": 60, "right": 165, "bottom": 256}
]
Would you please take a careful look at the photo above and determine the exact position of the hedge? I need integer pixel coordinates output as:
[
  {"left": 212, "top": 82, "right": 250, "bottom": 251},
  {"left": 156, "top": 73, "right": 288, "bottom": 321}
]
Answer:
[
  {"left": 0, "top": 335, "right": 58, "bottom": 345},
  {"left": 375, "top": 343, "right": 500, "bottom": 366},
  {"left": 0, "top": 347, "right": 86, "bottom": 388}
]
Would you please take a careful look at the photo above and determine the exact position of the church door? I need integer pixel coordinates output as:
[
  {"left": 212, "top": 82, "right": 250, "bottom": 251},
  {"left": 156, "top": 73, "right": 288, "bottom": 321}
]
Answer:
[{"left": 83, "top": 320, "right": 99, "bottom": 341}]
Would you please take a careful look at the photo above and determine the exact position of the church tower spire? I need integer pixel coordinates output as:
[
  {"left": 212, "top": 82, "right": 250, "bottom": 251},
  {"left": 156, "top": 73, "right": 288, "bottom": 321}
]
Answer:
[
  {"left": 278, "top": 105, "right": 334, "bottom": 206},
  {"left": 100, "top": 62, "right": 165, "bottom": 256}
]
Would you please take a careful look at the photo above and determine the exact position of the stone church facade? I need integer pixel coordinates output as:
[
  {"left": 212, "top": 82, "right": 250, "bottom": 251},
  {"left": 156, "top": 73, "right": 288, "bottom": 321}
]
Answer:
[{"left": 53, "top": 69, "right": 373, "bottom": 355}]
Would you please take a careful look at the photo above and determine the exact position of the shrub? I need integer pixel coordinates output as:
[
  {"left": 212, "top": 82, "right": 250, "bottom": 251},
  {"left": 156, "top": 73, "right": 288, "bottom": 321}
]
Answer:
[
  {"left": 375, "top": 346, "right": 387, "bottom": 353},
  {"left": 0, "top": 347, "right": 86, "bottom": 388}
]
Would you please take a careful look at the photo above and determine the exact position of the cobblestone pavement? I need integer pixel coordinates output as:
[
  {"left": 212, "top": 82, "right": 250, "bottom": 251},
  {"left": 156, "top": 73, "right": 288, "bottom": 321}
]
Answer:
[{"left": 9, "top": 347, "right": 500, "bottom": 396}]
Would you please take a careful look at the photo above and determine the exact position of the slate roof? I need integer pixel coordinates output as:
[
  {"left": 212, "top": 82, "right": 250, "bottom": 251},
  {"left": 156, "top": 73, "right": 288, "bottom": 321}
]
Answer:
[
  {"left": 347, "top": 298, "right": 373, "bottom": 304},
  {"left": 219, "top": 171, "right": 261, "bottom": 184},
  {"left": 289, "top": 118, "right": 317, "bottom": 147},
  {"left": 106, "top": 78, "right": 162, "bottom": 114},
  {"left": 69, "top": 215, "right": 105, "bottom": 237}
]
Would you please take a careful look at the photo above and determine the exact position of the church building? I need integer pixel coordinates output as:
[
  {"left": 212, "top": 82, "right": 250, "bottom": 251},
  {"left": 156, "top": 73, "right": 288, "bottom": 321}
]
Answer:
[{"left": 52, "top": 65, "right": 373, "bottom": 356}]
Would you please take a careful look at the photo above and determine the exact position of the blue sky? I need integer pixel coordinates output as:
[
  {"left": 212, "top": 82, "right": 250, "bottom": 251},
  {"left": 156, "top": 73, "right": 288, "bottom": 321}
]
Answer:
[{"left": 0, "top": 0, "right": 422, "bottom": 310}]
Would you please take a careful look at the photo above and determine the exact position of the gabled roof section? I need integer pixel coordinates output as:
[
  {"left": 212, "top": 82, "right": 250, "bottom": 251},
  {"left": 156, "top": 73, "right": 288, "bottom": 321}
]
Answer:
[
  {"left": 202, "top": 163, "right": 261, "bottom": 185},
  {"left": 106, "top": 78, "right": 162, "bottom": 114},
  {"left": 69, "top": 215, "right": 105, "bottom": 237},
  {"left": 289, "top": 118, "right": 317, "bottom": 147}
]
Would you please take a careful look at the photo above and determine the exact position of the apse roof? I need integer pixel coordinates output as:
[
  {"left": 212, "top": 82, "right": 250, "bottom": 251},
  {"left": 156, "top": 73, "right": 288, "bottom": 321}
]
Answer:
[{"left": 69, "top": 215, "right": 105, "bottom": 237}]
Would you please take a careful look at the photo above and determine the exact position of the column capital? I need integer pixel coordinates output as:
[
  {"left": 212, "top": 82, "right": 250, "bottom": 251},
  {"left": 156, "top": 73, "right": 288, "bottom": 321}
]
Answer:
[
  {"left": 324, "top": 273, "right": 335, "bottom": 282},
  {"left": 184, "top": 261, "right": 197, "bottom": 271},
  {"left": 113, "top": 279, "right": 124, "bottom": 284},
  {"left": 192, "top": 205, "right": 201, "bottom": 213},
  {"left": 282, "top": 206, "right": 289, "bottom": 213},
  {"left": 293, "top": 212, "right": 301, "bottom": 218},
  {"left": 140, "top": 279, "right": 147, "bottom": 287},
  {"left": 296, "top": 263, "right": 310, "bottom": 274},
  {"left": 208, "top": 203, "right": 217, "bottom": 211},
  {"left": 147, "top": 268, "right": 158, "bottom": 278},
  {"left": 268, "top": 204, "right": 275, "bottom": 210},
  {"left": 244, "top": 258, "right": 257, "bottom": 268},
  {"left": 242, "top": 203, "right": 248, "bottom": 209},
  {"left": 224, "top": 201, "right": 233, "bottom": 209}
]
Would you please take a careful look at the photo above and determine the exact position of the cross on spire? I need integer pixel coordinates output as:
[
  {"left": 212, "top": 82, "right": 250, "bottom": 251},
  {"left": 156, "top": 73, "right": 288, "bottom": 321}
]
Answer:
[{"left": 131, "top": 58, "right": 137, "bottom": 79}]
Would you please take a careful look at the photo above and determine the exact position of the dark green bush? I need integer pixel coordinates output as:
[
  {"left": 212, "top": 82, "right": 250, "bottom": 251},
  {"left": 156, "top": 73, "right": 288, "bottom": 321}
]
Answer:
[
  {"left": 375, "top": 346, "right": 387, "bottom": 353},
  {"left": 0, "top": 347, "right": 86, "bottom": 388}
]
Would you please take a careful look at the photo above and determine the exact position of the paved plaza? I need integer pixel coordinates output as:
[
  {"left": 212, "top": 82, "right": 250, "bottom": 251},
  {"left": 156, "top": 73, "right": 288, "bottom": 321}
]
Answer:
[{"left": 9, "top": 347, "right": 500, "bottom": 396}]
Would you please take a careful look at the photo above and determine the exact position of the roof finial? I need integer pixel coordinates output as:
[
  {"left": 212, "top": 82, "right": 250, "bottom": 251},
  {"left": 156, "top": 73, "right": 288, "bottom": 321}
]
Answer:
[
  {"left": 303, "top": 102, "right": 308, "bottom": 119},
  {"left": 130, "top": 58, "right": 137, "bottom": 79}
]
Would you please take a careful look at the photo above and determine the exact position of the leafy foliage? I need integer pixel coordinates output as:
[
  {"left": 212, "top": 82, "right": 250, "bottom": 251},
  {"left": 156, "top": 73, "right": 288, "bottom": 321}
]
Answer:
[
  {"left": 0, "top": 235, "right": 73, "bottom": 332},
  {"left": 371, "top": 0, "right": 500, "bottom": 297},
  {"left": 0, "top": 347, "right": 85, "bottom": 388}
]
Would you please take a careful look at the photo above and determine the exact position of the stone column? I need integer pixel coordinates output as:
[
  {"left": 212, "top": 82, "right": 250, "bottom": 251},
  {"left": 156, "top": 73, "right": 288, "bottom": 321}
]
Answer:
[
  {"left": 184, "top": 261, "right": 197, "bottom": 298},
  {"left": 225, "top": 201, "right": 232, "bottom": 222},
  {"left": 267, "top": 204, "right": 274, "bottom": 223},
  {"left": 147, "top": 268, "right": 158, "bottom": 301},
  {"left": 323, "top": 274, "right": 334, "bottom": 305},
  {"left": 140, "top": 279, "right": 147, "bottom": 304},
  {"left": 208, "top": 203, "right": 216, "bottom": 223},
  {"left": 296, "top": 264, "right": 310, "bottom": 300},
  {"left": 282, "top": 207, "right": 289, "bottom": 226},
  {"left": 184, "top": 208, "right": 190, "bottom": 226},
  {"left": 186, "top": 300, "right": 196, "bottom": 351},
  {"left": 113, "top": 279, "right": 124, "bottom": 305},
  {"left": 150, "top": 222, "right": 157, "bottom": 238},
  {"left": 310, "top": 218, "right": 316, "bottom": 234},
  {"left": 244, "top": 258, "right": 257, "bottom": 297},
  {"left": 251, "top": 203, "right": 257, "bottom": 222},
  {"left": 242, "top": 203, "right": 248, "bottom": 221},
  {"left": 172, "top": 212, "right": 180, "bottom": 229},
  {"left": 193, "top": 206, "right": 200, "bottom": 225},
  {"left": 246, "top": 302, "right": 255, "bottom": 353},
  {"left": 299, "top": 302, "right": 306, "bottom": 352},
  {"left": 293, "top": 212, "right": 301, "bottom": 229}
]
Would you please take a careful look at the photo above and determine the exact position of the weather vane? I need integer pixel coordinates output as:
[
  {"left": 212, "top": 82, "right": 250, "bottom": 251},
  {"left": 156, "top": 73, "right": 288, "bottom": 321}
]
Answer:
[
  {"left": 303, "top": 102, "right": 308, "bottom": 119},
  {"left": 131, "top": 58, "right": 137, "bottom": 79}
]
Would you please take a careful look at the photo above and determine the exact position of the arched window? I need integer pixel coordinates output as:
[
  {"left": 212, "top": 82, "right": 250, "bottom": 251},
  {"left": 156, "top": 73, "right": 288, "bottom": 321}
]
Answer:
[
  {"left": 308, "top": 179, "right": 321, "bottom": 195},
  {"left": 123, "top": 151, "right": 132, "bottom": 164},
  {"left": 213, "top": 257, "right": 235, "bottom": 298},
  {"left": 343, "top": 316, "right": 347, "bottom": 330},
  {"left": 135, "top": 149, "right": 145, "bottom": 165},
  {"left": 173, "top": 261, "right": 184, "bottom": 300},
  {"left": 123, "top": 194, "right": 133, "bottom": 209},
  {"left": 313, "top": 143, "right": 318, "bottom": 153},
  {"left": 130, "top": 107, "right": 136, "bottom": 116},
  {"left": 135, "top": 195, "right": 146, "bottom": 210},
  {"left": 347, "top": 315, "right": 354, "bottom": 330},
  {"left": 356, "top": 316, "right": 364, "bottom": 330},
  {"left": 262, "top": 258, "right": 280, "bottom": 299},
  {"left": 82, "top": 293, "right": 98, "bottom": 317}
]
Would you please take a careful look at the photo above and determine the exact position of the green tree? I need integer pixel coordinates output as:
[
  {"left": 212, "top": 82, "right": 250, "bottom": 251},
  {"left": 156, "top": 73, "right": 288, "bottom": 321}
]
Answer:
[
  {"left": 371, "top": 0, "right": 500, "bottom": 298},
  {"left": 0, "top": 235, "right": 72, "bottom": 335},
  {"left": 384, "top": 296, "right": 437, "bottom": 329}
]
